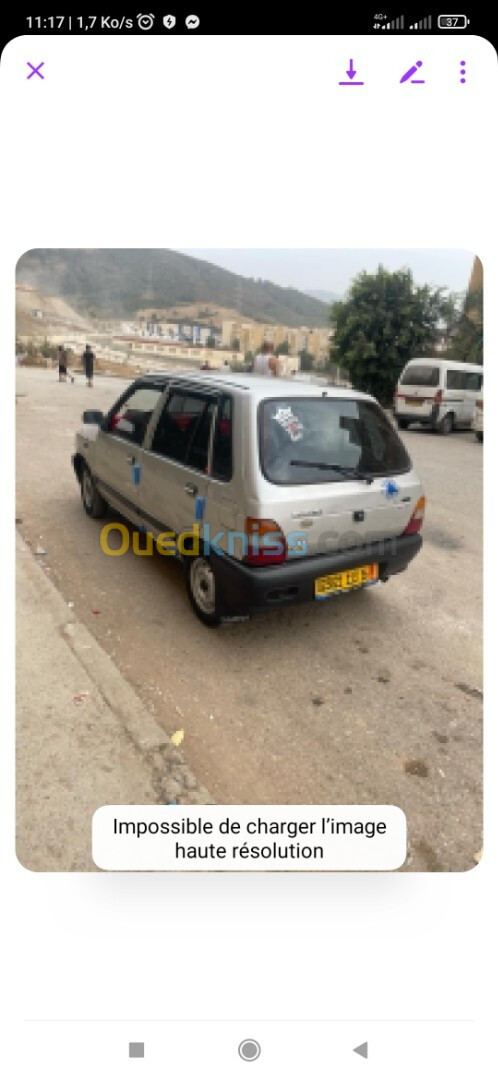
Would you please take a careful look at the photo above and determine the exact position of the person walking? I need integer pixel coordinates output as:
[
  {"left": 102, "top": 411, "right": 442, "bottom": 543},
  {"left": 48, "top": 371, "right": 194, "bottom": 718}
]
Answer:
[
  {"left": 82, "top": 343, "right": 95, "bottom": 388},
  {"left": 56, "top": 345, "right": 68, "bottom": 382},
  {"left": 252, "top": 341, "right": 279, "bottom": 377}
]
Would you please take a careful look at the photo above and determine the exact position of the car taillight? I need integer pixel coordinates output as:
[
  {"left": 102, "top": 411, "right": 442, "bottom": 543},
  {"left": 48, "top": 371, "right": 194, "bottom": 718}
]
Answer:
[
  {"left": 476, "top": 399, "right": 483, "bottom": 410},
  {"left": 244, "top": 517, "right": 287, "bottom": 566},
  {"left": 434, "top": 389, "right": 443, "bottom": 403},
  {"left": 403, "top": 496, "right": 426, "bottom": 536}
]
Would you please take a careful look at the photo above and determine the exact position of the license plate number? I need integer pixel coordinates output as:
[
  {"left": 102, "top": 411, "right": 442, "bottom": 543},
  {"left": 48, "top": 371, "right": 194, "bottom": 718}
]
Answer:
[
  {"left": 405, "top": 397, "right": 423, "bottom": 405},
  {"left": 315, "top": 563, "right": 378, "bottom": 598}
]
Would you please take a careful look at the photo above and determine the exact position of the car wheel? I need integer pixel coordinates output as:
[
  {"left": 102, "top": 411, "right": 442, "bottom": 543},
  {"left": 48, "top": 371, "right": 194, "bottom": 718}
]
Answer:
[
  {"left": 397, "top": 419, "right": 409, "bottom": 430},
  {"left": 476, "top": 432, "right": 483, "bottom": 443},
  {"left": 437, "top": 413, "right": 454, "bottom": 435},
  {"left": 81, "top": 464, "right": 108, "bottom": 518},
  {"left": 185, "top": 556, "right": 222, "bottom": 627}
]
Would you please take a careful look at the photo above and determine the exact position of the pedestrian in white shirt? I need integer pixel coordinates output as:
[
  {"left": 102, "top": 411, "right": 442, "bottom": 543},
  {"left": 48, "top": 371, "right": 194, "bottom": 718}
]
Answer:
[{"left": 252, "top": 342, "right": 279, "bottom": 377}]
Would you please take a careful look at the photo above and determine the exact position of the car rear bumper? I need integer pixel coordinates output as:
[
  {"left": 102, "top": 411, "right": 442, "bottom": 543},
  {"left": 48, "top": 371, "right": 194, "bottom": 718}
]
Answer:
[
  {"left": 211, "top": 534, "right": 423, "bottom": 614},
  {"left": 394, "top": 405, "right": 439, "bottom": 425}
]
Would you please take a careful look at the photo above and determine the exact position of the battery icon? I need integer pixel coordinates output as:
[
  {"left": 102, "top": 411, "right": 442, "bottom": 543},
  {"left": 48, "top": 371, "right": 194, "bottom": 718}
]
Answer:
[{"left": 437, "top": 15, "right": 470, "bottom": 28}]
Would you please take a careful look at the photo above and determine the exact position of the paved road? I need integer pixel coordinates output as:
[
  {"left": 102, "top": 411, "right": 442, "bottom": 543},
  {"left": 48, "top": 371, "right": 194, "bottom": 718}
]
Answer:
[{"left": 16, "top": 368, "right": 483, "bottom": 871}]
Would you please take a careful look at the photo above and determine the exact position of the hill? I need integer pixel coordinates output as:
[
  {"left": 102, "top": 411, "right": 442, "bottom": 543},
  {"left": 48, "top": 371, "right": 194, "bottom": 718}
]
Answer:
[
  {"left": 16, "top": 283, "right": 90, "bottom": 338},
  {"left": 16, "top": 249, "right": 331, "bottom": 328}
]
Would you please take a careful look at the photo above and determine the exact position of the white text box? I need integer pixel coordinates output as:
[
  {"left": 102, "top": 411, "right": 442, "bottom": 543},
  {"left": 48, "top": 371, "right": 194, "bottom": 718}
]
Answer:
[{"left": 92, "top": 805, "right": 407, "bottom": 871}]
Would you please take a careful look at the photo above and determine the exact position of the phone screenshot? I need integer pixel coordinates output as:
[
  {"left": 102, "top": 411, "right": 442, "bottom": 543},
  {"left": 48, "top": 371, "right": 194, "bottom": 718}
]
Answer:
[{"left": 1, "top": 8, "right": 495, "bottom": 1078}]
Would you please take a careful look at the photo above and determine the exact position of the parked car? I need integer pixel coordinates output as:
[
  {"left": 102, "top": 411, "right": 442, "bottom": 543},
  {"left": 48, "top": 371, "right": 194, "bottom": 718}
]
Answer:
[
  {"left": 394, "top": 358, "right": 483, "bottom": 434},
  {"left": 472, "top": 394, "right": 484, "bottom": 442},
  {"left": 73, "top": 373, "right": 425, "bottom": 626}
]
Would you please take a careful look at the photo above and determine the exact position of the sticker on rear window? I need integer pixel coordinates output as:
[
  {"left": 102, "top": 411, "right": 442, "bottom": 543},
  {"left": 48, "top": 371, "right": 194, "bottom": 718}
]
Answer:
[{"left": 272, "top": 406, "right": 304, "bottom": 441}]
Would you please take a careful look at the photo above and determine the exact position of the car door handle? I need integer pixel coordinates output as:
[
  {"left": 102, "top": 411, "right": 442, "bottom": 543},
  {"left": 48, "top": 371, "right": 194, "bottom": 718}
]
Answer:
[
  {"left": 126, "top": 454, "right": 136, "bottom": 464},
  {"left": 184, "top": 483, "right": 198, "bottom": 496}
]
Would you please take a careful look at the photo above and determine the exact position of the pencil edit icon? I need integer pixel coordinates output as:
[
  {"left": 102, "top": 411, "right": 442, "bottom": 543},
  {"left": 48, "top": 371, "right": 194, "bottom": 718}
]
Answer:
[{"left": 400, "top": 60, "right": 425, "bottom": 83}]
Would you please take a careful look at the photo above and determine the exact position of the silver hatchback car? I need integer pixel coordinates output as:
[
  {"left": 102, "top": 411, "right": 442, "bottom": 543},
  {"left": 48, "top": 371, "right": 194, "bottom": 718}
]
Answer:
[{"left": 73, "top": 372, "right": 425, "bottom": 626}]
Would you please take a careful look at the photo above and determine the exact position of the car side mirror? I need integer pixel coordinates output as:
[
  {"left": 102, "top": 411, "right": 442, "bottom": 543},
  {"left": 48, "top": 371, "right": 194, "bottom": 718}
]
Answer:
[{"left": 82, "top": 410, "right": 105, "bottom": 425}]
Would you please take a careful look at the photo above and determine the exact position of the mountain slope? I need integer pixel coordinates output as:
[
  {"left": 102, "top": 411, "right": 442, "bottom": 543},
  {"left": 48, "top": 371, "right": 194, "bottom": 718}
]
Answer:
[{"left": 16, "top": 249, "right": 331, "bottom": 327}]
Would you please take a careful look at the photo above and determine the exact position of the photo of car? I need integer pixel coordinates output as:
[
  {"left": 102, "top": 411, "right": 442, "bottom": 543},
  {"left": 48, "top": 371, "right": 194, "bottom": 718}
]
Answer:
[{"left": 16, "top": 247, "right": 482, "bottom": 874}]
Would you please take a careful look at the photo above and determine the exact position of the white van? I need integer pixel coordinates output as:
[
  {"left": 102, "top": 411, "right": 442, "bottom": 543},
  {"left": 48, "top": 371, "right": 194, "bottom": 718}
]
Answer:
[{"left": 394, "top": 359, "right": 483, "bottom": 435}]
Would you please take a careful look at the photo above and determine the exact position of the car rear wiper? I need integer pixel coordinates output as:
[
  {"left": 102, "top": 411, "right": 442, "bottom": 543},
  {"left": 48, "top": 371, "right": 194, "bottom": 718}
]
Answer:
[{"left": 290, "top": 460, "right": 374, "bottom": 484}]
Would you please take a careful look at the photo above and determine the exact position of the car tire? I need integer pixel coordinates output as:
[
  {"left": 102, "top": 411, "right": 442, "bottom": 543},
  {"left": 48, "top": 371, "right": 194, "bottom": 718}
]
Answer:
[
  {"left": 476, "top": 432, "right": 483, "bottom": 443},
  {"left": 185, "top": 555, "right": 222, "bottom": 627},
  {"left": 81, "top": 464, "right": 108, "bottom": 518},
  {"left": 437, "top": 413, "right": 454, "bottom": 435},
  {"left": 397, "top": 419, "right": 409, "bottom": 430}
]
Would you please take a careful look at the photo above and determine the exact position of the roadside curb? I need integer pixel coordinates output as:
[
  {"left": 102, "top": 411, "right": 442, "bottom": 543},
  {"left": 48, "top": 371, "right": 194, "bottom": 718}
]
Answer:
[{"left": 17, "top": 530, "right": 214, "bottom": 809}]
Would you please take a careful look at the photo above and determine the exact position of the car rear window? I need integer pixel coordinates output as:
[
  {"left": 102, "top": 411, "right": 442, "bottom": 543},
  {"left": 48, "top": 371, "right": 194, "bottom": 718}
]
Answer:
[
  {"left": 400, "top": 364, "right": 440, "bottom": 387},
  {"left": 260, "top": 397, "right": 411, "bottom": 485}
]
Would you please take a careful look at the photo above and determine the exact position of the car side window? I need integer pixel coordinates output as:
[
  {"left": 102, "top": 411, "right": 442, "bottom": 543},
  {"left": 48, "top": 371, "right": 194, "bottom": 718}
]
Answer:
[
  {"left": 151, "top": 390, "right": 216, "bottom": 471},
  {"left": 465, "top": 371, "right": 482, "bottom": 391},
  {"left": 446, "top": 369, "right": 465, "bottom": 390},
  {"left": 188, "top": 400, "right": 217, "bottom": 472},
  {"left": 211, "top": 395, "right": 233, "bottom": 481},
  {"left": 107, "top": 385, "right": 163, "bottom": 445}
]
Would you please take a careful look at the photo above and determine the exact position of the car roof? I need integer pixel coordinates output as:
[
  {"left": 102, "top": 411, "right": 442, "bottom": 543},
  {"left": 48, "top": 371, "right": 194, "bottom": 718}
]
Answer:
[
  {"left": 403, "top": 358, "right": 483, "bottom": 372},
  {"left": 141, "top": 370, "right": 374, "bottom": 403}
]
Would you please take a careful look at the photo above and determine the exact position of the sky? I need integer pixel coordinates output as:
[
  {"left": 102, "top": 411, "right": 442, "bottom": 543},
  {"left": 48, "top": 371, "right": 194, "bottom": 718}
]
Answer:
[{"left": 181, "top": 249, "right": 475, "bottom": 297}]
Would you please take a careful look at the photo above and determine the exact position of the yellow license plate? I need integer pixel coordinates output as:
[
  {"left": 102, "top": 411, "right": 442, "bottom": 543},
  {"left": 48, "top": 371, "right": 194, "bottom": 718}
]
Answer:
[
  {"left": 315, "top": 563, "right": 378, "bottom": 598},
  {"left": 405, "top": 397, "right": 423, "bottom": 405}
]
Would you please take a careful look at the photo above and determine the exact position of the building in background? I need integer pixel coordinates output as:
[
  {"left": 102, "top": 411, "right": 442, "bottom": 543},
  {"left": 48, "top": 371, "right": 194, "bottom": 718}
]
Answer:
[{"left": 222, "top": 320, "right": 332, "bottom": 366}]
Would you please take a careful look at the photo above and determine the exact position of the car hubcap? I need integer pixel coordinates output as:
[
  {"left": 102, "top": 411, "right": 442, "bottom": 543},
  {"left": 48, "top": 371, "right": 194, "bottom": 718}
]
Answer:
[{"left": 190, "top": 558, "right": 216, "bottom": 615}]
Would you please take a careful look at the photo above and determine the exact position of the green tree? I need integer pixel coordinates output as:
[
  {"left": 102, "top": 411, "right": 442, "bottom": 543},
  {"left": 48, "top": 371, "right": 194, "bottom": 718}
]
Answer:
[
  {"left": 244, "top": 350, "right": 254, "bottom": 367},
  {"left": 299, "top": 349, "right": 314, "bottom": 371},
  {"left": 439, "top": 291, "right": 463, "bottom": 351},
  {"left": 40, "top": 338, "right": 56, "bottom": 359},
  {"left": 330, "top": 267, "right": 446, "bottom": 404},
  {"left": 276, "top": 340, "right": 289, "bottom": 355}
]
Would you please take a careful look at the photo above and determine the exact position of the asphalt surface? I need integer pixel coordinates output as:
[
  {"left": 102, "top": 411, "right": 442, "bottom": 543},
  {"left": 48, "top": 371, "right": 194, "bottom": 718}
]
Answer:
[{"left": 16, "top": 367, "right": 483, "bottom": 871}]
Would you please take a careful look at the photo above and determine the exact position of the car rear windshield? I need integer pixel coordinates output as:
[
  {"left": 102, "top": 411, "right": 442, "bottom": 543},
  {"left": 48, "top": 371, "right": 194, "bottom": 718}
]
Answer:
[
  {"left": 400, "top": 364, "right": 440, "bottom": 387},
  {"left": 260, "top": 397, "right": 411, "bottom": 485}
]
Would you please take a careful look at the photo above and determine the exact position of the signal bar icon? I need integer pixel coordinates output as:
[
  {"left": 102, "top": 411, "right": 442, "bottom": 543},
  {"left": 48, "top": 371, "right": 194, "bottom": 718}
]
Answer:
[
  {"left": 380, "top": 16, "right": 405, "bottom": 29},
  {"left": 409, "top": 14, "right": 433, "bottom": 28}
]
